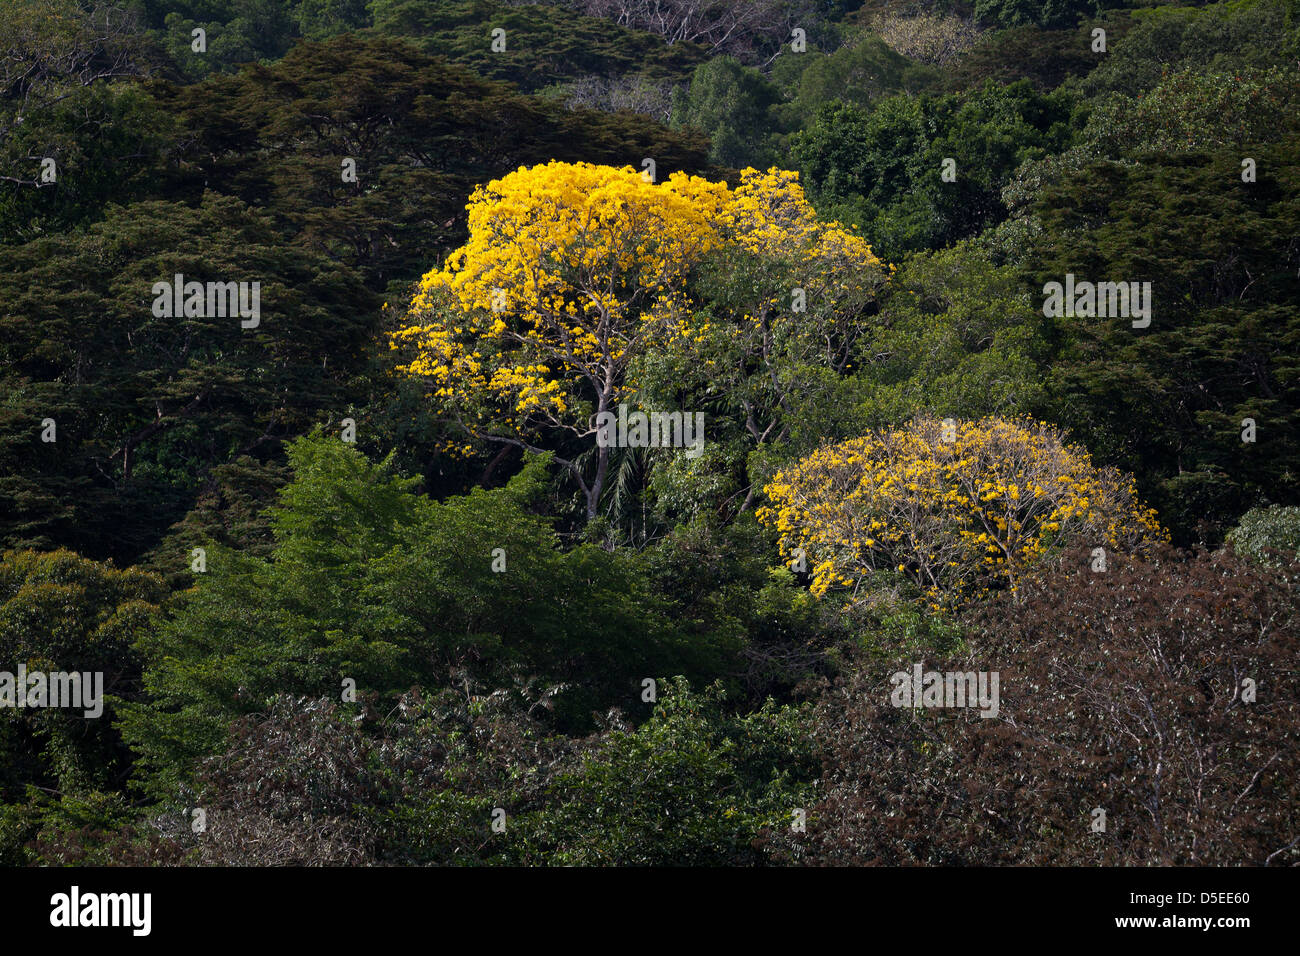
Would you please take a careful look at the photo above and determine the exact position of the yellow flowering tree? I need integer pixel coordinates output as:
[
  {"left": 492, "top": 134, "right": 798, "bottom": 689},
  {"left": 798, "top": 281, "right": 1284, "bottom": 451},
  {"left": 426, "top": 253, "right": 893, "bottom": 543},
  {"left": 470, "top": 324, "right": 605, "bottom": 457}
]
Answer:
[
  {"left": 393, "top": 160, "right": 883, "bottom": 521},
  {"left": 758, "top": 415, "right": 1165, "bottom": 610},
  {"left": 392, "top": 159, "right": 727, "bottom": 519}
]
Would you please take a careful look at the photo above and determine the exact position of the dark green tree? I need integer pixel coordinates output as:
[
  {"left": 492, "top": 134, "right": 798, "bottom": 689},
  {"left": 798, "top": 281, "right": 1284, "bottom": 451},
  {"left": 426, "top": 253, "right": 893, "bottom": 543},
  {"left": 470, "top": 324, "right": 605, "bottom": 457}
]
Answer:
[
  {"left": 0, "top": 549, "right": 165, "bottom": 802},
  {"left": 794, "top": 80, "right": 1076, "bottom": 257},
  {"left": 1030, "top": 139, "right": 1300, "bottom": 543},
  {"left": 0, "top": 193, "right": 377, "bottom": 561},
  {"left": 671, "top": 56, "right": 784, "bottom": 168}
]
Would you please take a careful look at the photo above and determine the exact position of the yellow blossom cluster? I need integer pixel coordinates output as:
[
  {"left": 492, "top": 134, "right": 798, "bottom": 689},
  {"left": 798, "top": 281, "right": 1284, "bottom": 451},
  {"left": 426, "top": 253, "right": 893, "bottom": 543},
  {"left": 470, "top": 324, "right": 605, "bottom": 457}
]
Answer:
[
  {"left": 726, "top": 167, "right": 880, "bottom": 270},
  {"left": 392, "top": 161, "right": 730, "bottom": 434},
  {"left": 758, "top": 415, "right": 1166, "bottom": 610},
  {"left": 391, "top": 161, "right": 888, "bottom": 452}
]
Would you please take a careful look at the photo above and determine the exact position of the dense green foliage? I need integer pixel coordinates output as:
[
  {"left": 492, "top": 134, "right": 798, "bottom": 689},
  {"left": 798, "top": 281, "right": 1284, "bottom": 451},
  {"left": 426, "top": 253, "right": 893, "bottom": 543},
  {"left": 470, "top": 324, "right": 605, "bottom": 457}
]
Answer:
[
  {"left": 794, "top": 79, "right": 1077, "bottom": 257},
  {"left": 118, "top": 436, "right": 722, "bottom": 799},
  {"left": 0, "top": 550, "right": 164, "bottom": 809},
  {"left": 1031, "top": 139, "right": 1300, "bottom": 543}
]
